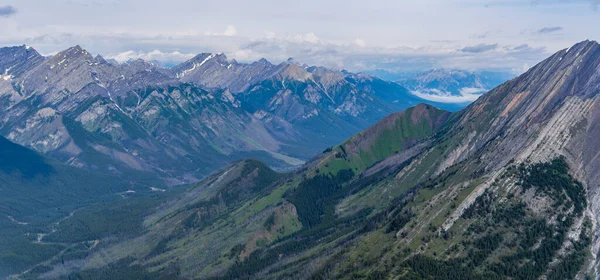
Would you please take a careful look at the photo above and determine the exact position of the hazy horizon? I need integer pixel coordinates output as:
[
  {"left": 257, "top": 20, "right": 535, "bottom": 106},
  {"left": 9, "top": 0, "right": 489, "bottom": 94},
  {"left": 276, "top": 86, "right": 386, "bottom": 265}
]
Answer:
[{"left": 1, "top": 0, "right": 599, "bottom": 74}]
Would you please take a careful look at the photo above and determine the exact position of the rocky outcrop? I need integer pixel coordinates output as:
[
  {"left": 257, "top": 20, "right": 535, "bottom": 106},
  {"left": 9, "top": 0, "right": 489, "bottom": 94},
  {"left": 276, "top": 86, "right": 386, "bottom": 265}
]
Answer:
[{"left": 0, "top": 45, "right": 44, "bottom": 78}]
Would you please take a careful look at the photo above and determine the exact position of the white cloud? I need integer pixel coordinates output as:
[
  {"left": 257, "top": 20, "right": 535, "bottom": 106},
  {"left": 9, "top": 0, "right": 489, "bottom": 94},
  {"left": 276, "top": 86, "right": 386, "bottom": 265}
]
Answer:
[
  {"left": 230, "top": 49, "right": 259, "bottom": 61},
  {"left": 223, "top": 25, "right": 237, "bottom": 36},
  {"left": 107, "top": 49, "right": 196, "bottom": 63},
  {"left": 354, "top": 39, "right": 366, "bottom": 47},
  {"left": 3, "top": 0, "right": 594, "bottom": 73},
  {"left": 410, "top": 88, "right": 485, "bottom": 103},
  {"left": 264, "top": 31, "right": 276, "bottom": 39},
  {"left": 205, "top": 25, "right": 237, "bottom": 36},
  {"left": 10, "top": 28, "right": 550, "bottom": 73},
  {"left": 288, "top": 32, "right": 320, "bottom": 44}
]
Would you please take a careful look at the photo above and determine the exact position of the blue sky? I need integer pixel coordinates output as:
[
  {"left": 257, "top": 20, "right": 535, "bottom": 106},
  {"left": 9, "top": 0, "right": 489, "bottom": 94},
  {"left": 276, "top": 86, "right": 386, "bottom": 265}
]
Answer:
[{"left": 0, "top": 0, "right": 598, "bottom": 73}]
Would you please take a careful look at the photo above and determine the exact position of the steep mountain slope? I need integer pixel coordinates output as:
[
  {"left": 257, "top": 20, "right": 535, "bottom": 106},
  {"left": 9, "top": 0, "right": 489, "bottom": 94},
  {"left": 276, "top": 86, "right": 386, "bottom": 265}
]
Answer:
[
  {"left": 0, "top": 46, "right": 300, "bottom": 184},
  {"left": 7, "top": 39, "right": 600, "bottom": 280},
  {"left": 310, "top": 39, "right": 600, "bottom": 279},
  {"left": 232, "top": 40, "right": 600, "bottom": 279},
  {"left": 19, "top": 40, "right": 600, "bottom": 280},
  {"left": 316, "top": 39, "right": 600, "bottom": 279},
  {"left": 14, "top": 104, "right": 450, "bottom": 279},
  {"left": 0, "top": 45, "right": 44, "bottom": 79},
  {"left": 0, "top": 45, "right": 450, "bottom": 184},
  {"left": 174, "top": 53, "right": 464, "bottom": 149}
]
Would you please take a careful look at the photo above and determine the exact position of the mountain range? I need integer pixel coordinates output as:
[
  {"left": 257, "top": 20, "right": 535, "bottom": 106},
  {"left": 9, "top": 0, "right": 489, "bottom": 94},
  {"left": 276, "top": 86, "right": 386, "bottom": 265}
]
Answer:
[
  {"left": 1, "top": 39, "right": 599, "bottom": 279},
  {"left": 0, "top": 45, "right": 468, "bottom": 185},
  {"left": 397, "top": 69, "right": 514, "bottom": 103}
]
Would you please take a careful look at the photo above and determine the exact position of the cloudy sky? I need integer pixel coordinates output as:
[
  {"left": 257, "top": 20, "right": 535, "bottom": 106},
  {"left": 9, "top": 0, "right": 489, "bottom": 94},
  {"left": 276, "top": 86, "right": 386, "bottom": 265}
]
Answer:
[{"left": 0, "top": 0, "right": 598, "bottom": 74}]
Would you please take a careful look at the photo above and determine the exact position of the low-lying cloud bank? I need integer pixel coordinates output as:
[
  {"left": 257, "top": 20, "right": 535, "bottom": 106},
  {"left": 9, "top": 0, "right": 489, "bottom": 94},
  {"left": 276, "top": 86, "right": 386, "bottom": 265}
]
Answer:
[{"left": 410, "top": 87, "right": 487, "bottom": 103}]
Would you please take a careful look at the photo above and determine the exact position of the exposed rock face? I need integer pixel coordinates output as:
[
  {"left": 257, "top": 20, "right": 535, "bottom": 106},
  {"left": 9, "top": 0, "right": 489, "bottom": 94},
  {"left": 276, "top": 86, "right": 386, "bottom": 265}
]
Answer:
[
  {"left": 0, "top": 45, "right": 44, "bottom": 79},
  {"left": 282, "top": 40, "right": 600, "bottom": 279},
  {"left": 174, "top": 53, "right": 276, "bottom": 92},
  {"left": 174, "top": 54, "right": 427, "bottom": 145},
  {"left": 426, "top": 40, "right": 600, "bottom": 264},
  {"left": 441, "top": 40, "right": 600, "bottom": 177},
  {"left": 0, "top": 45, "right": 432, "bottom": 183}
]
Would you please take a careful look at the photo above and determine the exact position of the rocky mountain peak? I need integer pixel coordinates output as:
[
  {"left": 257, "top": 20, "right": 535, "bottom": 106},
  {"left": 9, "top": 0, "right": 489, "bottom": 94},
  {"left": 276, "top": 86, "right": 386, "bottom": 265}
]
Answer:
[
  {"left": 62, "top": 45, "right": 91, "bottom": 58},
  {"left": 174, "top": 53, "right": 220, "bottom": 79},
  {"left": 50, "top": 45, "right": 94, "bottom": 67},
  {"left": 124, "top": 58, "right": 157, "bottom": 68},
  {"left": 0, "top": 44, "right": 44, "bottom": 78},
  {"left": 255, "top": 58, "right": 272, "bottom": 66},
  {"left": 94, "top": 54, "right": 108, "bottom": 64},
  {"left": 191, "top": 52, "right": 217, "bottom": 63},
  {"left": 545, "top": 39, "right": 599, "bottom": 69},
  {"left": 273, "top": 62, "right": 312, "bottom": 82}
]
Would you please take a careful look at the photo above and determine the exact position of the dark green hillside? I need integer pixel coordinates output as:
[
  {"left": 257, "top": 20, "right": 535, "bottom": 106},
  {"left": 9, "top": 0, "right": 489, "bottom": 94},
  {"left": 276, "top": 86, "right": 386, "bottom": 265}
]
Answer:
[
  {"left": 0, "top": 135, "right": 53, "bottom": 178},
  {"left": 0, "top": 136, "right": 166, "bottom": 278},
  {"left": 316, "top": 103, "right": 451, "bottom": 175},
  {"left": 15, "top": 159, "right": 290, "bottom": 279}
]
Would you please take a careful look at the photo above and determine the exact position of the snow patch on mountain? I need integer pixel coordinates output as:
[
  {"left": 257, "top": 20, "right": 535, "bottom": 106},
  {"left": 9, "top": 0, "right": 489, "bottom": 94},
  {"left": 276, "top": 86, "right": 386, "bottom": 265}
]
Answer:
[{"left": 177, "top": 53, "right": 217, "bottom": 78}]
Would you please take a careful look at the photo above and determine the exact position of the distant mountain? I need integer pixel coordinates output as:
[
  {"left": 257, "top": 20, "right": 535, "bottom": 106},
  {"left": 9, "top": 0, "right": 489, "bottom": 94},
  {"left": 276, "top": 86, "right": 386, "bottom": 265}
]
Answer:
[
  {"left": 397, "top": 69, "right": 514, "bottom": 103},
  {"left": 0, "top": 45, "right": 458, "bottom": 184},
  {"left": 173, "top": 53, "right": 276, "bottom": 92},
  {"left": 17, "top": 40, "right": 600, "bottom": 279},
  {"left": 364, "top": 68, "right": 419, "bottom": 81},
  {"left": 174, "top": 54, "right": 465, "bottom": 148}
]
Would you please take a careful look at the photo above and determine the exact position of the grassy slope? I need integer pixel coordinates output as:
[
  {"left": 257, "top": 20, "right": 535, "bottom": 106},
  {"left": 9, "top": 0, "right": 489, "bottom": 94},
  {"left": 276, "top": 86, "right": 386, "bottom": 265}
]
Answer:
[
  {"left": 21, "top": 94, "right": 594, "bottom": 280},
  {"left": 24, "top": 104, "right": 449, "bottom": 279},
  {"left": 318, "top": 104, "right": 450, "bottom": 176},
  {"left": 22, "top": 159, "right": 301, "bottom": 279},
  {"left": 327, "top": 158, "right": 592, "bottom": 280},
  {"left": 216, "top": 96, "right": 593, "bottom": 280}
]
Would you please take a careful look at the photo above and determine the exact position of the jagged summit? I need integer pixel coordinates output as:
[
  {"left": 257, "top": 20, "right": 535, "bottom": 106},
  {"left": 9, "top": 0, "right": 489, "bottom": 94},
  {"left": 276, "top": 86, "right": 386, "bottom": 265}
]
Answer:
[
  {"left": 255, "top": 57, "right": 272, "bottom": 65},
  {"left": 272, "top": 61, "right": 312, "bottom": 81},
  {"left": 0, "top": 44, "right": 44, "bottom": 78},
  {"left": 59, "top": 45, "right": 91, "bottom": 57},
  {"left": 49, "top": 45, "right": 94, "bottom": 66},
  {"left": 94, "top": 54, "right": 108, "bottom": 64}
]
